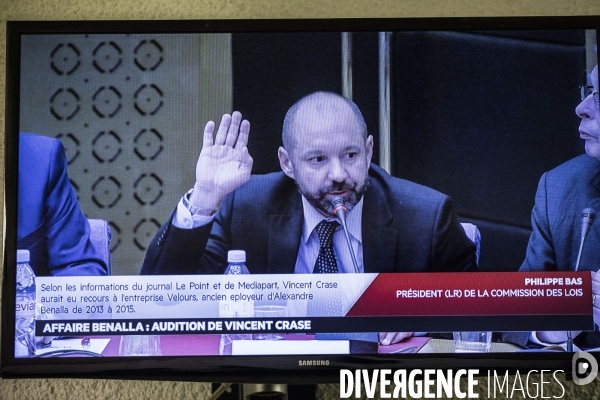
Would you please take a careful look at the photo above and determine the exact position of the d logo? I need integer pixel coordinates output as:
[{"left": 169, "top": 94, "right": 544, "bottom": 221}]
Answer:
[{"left": 572, "top": 351, "right": 598, "bottom": 385}]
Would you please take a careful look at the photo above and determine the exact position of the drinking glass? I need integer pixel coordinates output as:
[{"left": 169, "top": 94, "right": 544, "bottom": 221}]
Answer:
[
  {"left": 253, "top": 305, "right": 287, "bottom": 340},
  {"left": 453, "top": 332, "right": 492, "bottom": 353},
  {"left": 119, "top": 335, "right": 162, "bottom": 356}
]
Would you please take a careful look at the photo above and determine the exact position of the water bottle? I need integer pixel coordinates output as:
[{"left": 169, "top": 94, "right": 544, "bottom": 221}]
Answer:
[
  {"left": 223, "top": 250, "right": 250, "bottom": 275},
  {"left": 15, "top": 250, "right": 37, "bottom": 357},
  {"left": 219, "top": 250, "right": 254, "bottom": 355}
]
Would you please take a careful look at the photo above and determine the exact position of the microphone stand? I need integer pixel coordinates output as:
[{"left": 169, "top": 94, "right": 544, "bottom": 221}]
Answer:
[
  {"left": 332, "top": 197, "right": 360, "bottom": 273},
  {"left": 575, "top": 207, "right": 596, "bottom": 272},
  {"left": 569, "top": 208, "right": 596, "bottom": 352},
  {"left": 575, "top": 239, "right": 586, "bottom": 273},
  {"left": 340, "top": 220, "right": 360, "bottom": 273},
  {"left": 566, "top": 331, "right": 573, "bottom": 353}
]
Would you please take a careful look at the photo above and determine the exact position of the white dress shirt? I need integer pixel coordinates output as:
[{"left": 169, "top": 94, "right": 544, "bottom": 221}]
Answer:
[{"left": 294, "top": 196, "right": 363, "bottom": 273}]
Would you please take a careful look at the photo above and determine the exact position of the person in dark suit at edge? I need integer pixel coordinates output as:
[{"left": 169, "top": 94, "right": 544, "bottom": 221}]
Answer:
[
  {"left": 18, "top": 133, "right": 108, "bottom": 276},
  {"left": 520, "top": 65, "right": 600, "bottom": 349},
  {"left": 141, "top": 91, "right": 477, "bottom": 344}
]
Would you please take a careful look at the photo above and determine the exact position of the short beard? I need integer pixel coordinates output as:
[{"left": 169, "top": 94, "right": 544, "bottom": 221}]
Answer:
[{"left": 298, "top": 176, "right": 370, "bottom": 217}]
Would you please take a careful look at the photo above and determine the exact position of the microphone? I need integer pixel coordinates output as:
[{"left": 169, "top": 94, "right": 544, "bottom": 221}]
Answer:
[
  {"left": 331, "top": 197, "right": 360, "bottom": 273},
  {"left": 575, "top": 207, "right": 596, "bottom": 272},
  {"left": 569, "top": 207, "right": 596, "bottom": 352}
]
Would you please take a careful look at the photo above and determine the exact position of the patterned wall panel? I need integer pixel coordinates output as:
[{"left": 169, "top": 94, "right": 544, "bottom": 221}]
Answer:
[{"left": 19, "top": 34, "right": 233, "bottom": 275}]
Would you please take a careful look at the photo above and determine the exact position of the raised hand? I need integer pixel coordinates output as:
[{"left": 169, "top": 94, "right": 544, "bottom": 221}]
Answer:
[{"left": 189, "top": 111, "right": 253, "bottom": 210}]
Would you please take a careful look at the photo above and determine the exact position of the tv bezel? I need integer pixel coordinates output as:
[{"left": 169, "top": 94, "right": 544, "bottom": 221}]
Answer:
[{"left": 2, "top": 16, "right": 600, "bottom": 383}]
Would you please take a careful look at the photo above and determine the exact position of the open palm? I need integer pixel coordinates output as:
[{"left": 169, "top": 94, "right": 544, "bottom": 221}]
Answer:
[{"left": 191, "top": 112, "right": 253, "bottom": 209}]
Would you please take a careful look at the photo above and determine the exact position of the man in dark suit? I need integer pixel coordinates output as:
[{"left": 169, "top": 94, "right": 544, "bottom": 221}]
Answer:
[
  {"left": 142, "top": 91, "right": 476, "bottom": 345},
  {"left": 141, "top": 92, "right": 476, "bottom": 276},
  {"left": 18, "top": 133, "right": 108, "bottom": 276},
  {"left": 520, "top": 65, "right": 600, "bottom": 348}
]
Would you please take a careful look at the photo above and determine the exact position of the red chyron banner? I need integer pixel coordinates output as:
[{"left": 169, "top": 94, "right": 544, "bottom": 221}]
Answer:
[{"left": 346, "top": 272, "right": 592, "bottom": 317}]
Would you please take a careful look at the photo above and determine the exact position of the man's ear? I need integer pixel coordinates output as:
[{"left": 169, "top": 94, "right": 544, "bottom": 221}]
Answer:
[
  {"left": 365, "top": 135, "right": 374, "bottom": 167},
  {"left": 278, "top": 147, "right": 295, "bottom": 179}
]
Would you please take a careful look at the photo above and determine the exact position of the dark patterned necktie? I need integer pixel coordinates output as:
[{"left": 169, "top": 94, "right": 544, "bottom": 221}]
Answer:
[
  {"left": 313, "top": 220, "right": 340, "bottom": 274},
  {"left": 308, "top": 220, "right": 343, "bottom": 316}
]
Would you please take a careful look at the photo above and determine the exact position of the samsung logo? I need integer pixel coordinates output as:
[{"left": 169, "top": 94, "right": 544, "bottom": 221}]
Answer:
[{"left": 299, "top": 360, "right": 330, "bottom": 366}]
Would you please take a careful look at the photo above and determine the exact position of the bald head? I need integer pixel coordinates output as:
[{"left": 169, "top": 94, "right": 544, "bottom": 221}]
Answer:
[{"left": 282, "top": 91, "right": 368, "bottom": 153}]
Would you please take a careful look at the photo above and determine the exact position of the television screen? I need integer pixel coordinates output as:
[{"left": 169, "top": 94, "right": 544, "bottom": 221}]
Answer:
[{"left": 2, "top": 16, "right": 600, "bottom": 384}]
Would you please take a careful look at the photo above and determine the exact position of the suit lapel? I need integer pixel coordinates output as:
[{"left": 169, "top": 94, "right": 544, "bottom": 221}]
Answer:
[
  {"left": 362, "top": 179, "right": 399, "bottom": 273},
  {"left": 589, "top": 170, "right": 600, "bottom": 243},
  {"left": 268, "top": 190, "right": 303, "bottom": 273},
  {"left": 266, "top": 169, "right": 399, "bottom": 274}
]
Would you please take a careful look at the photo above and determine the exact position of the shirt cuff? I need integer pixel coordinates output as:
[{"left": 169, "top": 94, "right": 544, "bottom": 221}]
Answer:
[{"left": 172, "top": 197, "right": 215, "bottom": 229}]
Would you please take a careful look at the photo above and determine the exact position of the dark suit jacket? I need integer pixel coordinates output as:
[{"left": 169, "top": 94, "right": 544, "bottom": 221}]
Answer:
[
  {"left": 520, "top": 155, "right": 600, "bottom": 273},
  {"left": 17, "top": 133, "right": 108, "bottom": 276},
  {"left": 520, "top": 154, "right": 600, "bottom": 348},
  {"left": 141, "top": 164, "right": 476, "bottom": 275}
]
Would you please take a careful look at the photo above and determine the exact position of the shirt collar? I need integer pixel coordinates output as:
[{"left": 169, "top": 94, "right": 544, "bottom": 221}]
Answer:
[{"left": 301, "top": 195, "right": 363, "bottom": 244}]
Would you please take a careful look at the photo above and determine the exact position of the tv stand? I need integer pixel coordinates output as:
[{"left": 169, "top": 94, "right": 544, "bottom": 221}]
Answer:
[{"left": 211, "top": 383, "right": 316, "bottom": 400}]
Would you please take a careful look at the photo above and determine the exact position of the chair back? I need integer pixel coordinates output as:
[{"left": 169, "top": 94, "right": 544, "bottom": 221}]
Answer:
[
  {"left": 88, "top": 218, "right": 111, "bottom": 274},
  {"left": 460, "top": 222, "right": 481, "bottom": 265}
]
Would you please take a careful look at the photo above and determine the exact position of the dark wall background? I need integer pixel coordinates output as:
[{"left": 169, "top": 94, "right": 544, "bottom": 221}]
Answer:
[
  {"left": 232, "top": 33, "right": 342, "bottom": 174},
  {"left": 232, "top": 32, "right": 381, "bottom": 174},
  {"left": 391, "top": 30, "right": 586, "bottom": 271},
  {"left": 232, "top": 30, "right": 588, "bottom": 272}
]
